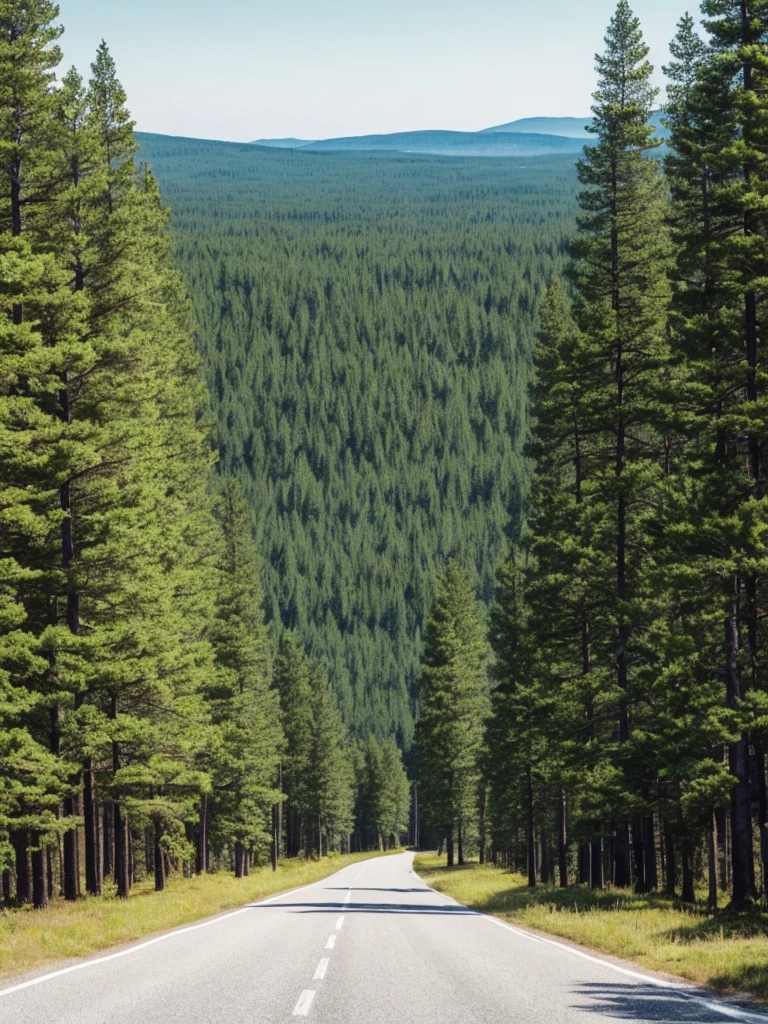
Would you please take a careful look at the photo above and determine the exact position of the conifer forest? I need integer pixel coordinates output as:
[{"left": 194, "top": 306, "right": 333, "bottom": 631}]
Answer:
[{"left": 3, "top": 0, "right": 768, "bottom": 928}]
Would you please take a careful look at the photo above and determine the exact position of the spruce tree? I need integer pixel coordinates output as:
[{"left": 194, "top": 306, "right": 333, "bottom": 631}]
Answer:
[
  {"left": 569, "top": 0, "right": 672, "bottom": 888},
  {"left": 416, "top": 561, "right": 489, "bottom": 866},
  {"left": 665, "top": 0, "right": 768, "bottom": 907},
  {"left": 206, "top": 477, "right": 282, "bottom": 876}
]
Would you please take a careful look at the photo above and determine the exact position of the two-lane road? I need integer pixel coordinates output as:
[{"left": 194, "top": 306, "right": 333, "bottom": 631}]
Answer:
[{"left": 2, "top": 851, "right": 766, "bottom": 1023}]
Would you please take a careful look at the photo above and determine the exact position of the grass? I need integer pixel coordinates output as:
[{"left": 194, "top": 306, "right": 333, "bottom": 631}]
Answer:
[
  {"left": 413, "top": 853, "right": 768, "bottom": 1003},
  {"left": 0, "top": 850, "right": 398, "bottom": 981}
]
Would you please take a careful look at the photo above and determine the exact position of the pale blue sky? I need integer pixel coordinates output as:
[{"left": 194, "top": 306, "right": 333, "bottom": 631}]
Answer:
[{"left": 58, "top": 0, "right": 691, "bottom": 141}]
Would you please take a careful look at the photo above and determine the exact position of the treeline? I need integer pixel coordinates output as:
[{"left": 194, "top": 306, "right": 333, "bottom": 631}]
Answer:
[
  {"left": 0, "top": 2, "right": 407, "bottom": 909},
  {"left": 137, "top": 132, "right": 581, "bottom": 744},
  {"left": 418, "top": 0, "right": 768, "bottom": 910}
]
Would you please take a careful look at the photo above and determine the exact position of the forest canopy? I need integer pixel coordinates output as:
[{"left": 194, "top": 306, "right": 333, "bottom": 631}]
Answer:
[{"left": 137, "top": 133, "right": 580, "bottom": 743}]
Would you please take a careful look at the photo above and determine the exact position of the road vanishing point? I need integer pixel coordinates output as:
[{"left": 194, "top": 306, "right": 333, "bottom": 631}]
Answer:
[{"left": 2, "top": 851, "right": 768, "bottom": 1023}]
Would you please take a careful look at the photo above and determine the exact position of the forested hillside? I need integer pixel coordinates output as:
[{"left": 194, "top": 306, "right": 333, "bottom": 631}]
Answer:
[{"left": 137, "top": 134, "right": 580, "bottom": 742}]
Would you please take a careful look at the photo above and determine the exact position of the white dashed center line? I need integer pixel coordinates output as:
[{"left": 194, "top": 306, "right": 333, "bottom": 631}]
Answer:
[
  {"left": 343, "top": 890, "right": 351, "bottom": 904},
  {"left": 335, "top": 915, "right": 345, "bottom": 930},
  {"left": 313, "top": 959, "right": 329, "bottom": 981},
  {"left": 325, "top": 934, "right": 336, "bottom": 950},
  {"left": 292, "top": 990, "right": 315, "bottom": 1016}
]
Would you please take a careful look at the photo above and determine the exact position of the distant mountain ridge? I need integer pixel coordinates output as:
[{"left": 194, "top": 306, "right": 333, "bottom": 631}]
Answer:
[{"left": 252, "top": 113, "right": 668, "bottom": 158}]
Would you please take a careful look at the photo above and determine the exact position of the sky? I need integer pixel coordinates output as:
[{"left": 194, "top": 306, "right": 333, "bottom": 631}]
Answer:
[{"left": 59, "top": 0, "right": 689, "bottom": 142}]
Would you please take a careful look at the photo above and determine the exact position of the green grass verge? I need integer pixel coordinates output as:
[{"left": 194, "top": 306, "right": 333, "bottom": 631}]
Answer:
[
  {"left": 413, "top": 853, "right": 768, "bottom": 1002},
  {"left": 0, "top": 850, "right": 398, "bottom": 981}
]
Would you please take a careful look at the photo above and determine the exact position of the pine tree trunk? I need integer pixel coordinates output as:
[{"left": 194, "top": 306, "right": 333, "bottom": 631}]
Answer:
[
  {"left": 631, "top": 816, "right": 647, "bottom": 893},
  {"left": 557, "top": 791, "right": 568, "bottom": 887},
  {"left": 478, "top": 787, "right": 487, "bottom": 865},
  {"left": 154, "top": 819, "right": 165, "bottom": 892},
  {"left": 756, "top": 746, "right": 768, "bottom": 902},
  {"left": 31, "top": 834, "right": 47, "bottom": 910},
  {"left": 12, "top": 831, "right": 30, "bottom": 904},
  {"left": 708, "top": 810, "right": 718, "bottom": 911},
  {"left": 62, "top": 796, "right": 79, "bottom": 902},
  {"left": 196, "top": 794, "right": 208, "bottom": 874},
  {"left": 644, "top": 816, "right": 658, "bottom": 891},
  {"left": 615, "top": 820, "right": 631, "bottom": 888},
  {"left": 725, "top": 597, "right": 755, "bottom": 908},
  {"left": 590, "top": 838, "right": 603, "bottom": 890},
  {"left": 457, "top": 821, "right": 464, "bottom": 866},
  {"left": 681, "top": 837, "right": 695, "bottom": 904},
  {"left": 103, "top": 803, "right": 114, "bottom": 879},
  {"left": 715, "top": 804, "right": 728, "bottom": 893},
  {"left": 663, "top": 817, "right": 676, "bottom": 897},
  {"left": 578, "top": 842, "right": 590, "bottom": 885},
  {"left": 234, "top": 842, "right": 244, "bottom": 878},
  {"left": 114, "top": 800, "right": 130, "bottom": 898},
  {"left": 271, "top": 802, "right": 279, "bottom": 872},
  {"left": 526, "top": 768, "right": 536, "bottom": 888},
  {"left": 46, "top": 849, "right": 54, "bottom": 902},
  {"left": 83, "top": 759, "right": 100, "bottom": 896},
  {"left": 446, "top": 830, "right": 454, "bottom": 867}
]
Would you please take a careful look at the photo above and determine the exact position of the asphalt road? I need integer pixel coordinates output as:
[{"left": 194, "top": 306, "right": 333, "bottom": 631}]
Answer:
[{"left": 2, "top": 851, "right": 767, "bottom": 1024}]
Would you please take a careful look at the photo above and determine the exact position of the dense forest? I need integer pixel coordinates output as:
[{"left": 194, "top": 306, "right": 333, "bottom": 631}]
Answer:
[
  {"left": 6, "top": 0, "right": 768, "bottom": 923},
  {"left": 417, "top": 0, "right": 768, "bottom": 911},
  {"left": 0, "top": 1, "right": 408, "bottom": 908},
  {"left": 137, "top": 134, "right": 580, "bottom": 743}
]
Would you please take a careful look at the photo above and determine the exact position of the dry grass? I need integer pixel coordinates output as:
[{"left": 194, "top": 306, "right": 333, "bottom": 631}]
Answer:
[
  {"left": 414, "top": 853, "right": 768, "bottom": 1002},
  {"left": 0, "top": 850, "right": 398, "bottom": 981}
]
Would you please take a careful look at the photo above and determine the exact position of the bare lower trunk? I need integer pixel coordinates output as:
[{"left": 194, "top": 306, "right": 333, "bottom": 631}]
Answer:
[
  {"left": 663, "top": 817, "right": 676, "bottom": 897},
  {"left": 31, "top": 833, "right": 48, "bottom": 909},
  {"left": 681, "top": 836, "right": 695, "bottom": 904},
  {"left": 196, "top": 794, "right": 208, "bottom": 874},
  {"left": 12, "top": 831, "right": 30, "bottom": 904},
  {"left": 557, "top": 790, "right": 568, "bottom": 887},
  {"left": 526, "top": 768, "right": 536, "bottom": 888},
  {"left": 83, "top": 759, "right": 100, "bottom": 896},
  {"left": 154, "top": 819, "right": 165, "bottom": 891},
  {"left": 708, "top": 810, "right": 718, "bottom": 911},
  {"left": 590, "top": 837, "right": 603, "bottom": 890}
]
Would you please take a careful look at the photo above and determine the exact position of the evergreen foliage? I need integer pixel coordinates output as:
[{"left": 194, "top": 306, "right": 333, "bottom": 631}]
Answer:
[
  {"left": 480, "top": 0, "right": 768, "bottom": 912},
  {"left": 0, "top": 3, "right": 380, "bottom": 909},
  {"left": 137, "top": 133, "right": 581, "bottom": 743},
  {"left": 415, "top": 561, "right": 489, "bottom": 866}
]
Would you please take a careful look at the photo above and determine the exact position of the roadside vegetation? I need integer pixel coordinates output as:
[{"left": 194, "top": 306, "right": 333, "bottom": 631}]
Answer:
[
  {"left": 415, "top": 855, "right": 768, "bottom": 1003},
  {"left": 0, "top": 851, "right": 397, "bottom": 981}
]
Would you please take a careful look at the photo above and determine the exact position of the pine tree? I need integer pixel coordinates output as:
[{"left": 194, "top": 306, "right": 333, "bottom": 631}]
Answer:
[
  {"left": 665, "top": 0, "right": 768, "bottom": 908},
  {"left": 416, "top": 561, "right": 489, "bottom": 866},
  {"left": 569, "top": 0, "right": 672, "bottom": 888},
  {"left": 206, "top": 477, "right": 282, "bottom": 876}
]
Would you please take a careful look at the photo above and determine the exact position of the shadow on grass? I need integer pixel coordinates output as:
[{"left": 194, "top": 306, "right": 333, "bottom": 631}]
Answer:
[
  {"left": 424, "top": 864, "right": 697, "bottom": 916},
  {"left": 427, "top": 863, "right": 768, "bottom": 935},
  {"left": 708, "top": 964, "right": 768, "bottom": 1002}
]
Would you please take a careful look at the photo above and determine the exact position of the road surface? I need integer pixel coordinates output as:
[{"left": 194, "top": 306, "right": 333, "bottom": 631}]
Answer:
[{"left": 1, "top": 851, "right": 766, "bottom": 1023}]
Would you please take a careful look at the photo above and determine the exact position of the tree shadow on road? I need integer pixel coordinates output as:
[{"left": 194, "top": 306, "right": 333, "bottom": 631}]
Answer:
[
  {"left": 570, "top": 982, "right": 746, "bottom": 1023},
  {"left": 245, "top": 900, "right": 475, "bottom": 915},
  {"left": 323, "top": 887, "right": 433, "bottom": 894}
]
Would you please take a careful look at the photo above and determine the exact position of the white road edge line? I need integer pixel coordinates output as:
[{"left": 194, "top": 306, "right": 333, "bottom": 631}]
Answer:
[
  {"left": 412, "top": 864, "right": 768, "bottom": 1024},
  {"left": 313, "top": 958, "right": 329, "bottom": 981},
  {"left": 0, "top": 861, "right": 360, "bottom": 999},
  {"left": 292, "top": 989, "right": 315, "bottom": 1016},
  {"left": 335, "top": 915, "right": 345, "bottom": 930},
  {"left": 325, "top": 934, "right": 336, "bottom": 949}
]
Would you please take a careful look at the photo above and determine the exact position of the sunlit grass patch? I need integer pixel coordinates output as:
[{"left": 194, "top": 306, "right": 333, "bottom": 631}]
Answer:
[{"left": 414, "top": 853, "right": 768, "bottom": 1002}]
